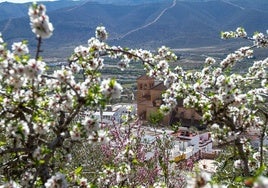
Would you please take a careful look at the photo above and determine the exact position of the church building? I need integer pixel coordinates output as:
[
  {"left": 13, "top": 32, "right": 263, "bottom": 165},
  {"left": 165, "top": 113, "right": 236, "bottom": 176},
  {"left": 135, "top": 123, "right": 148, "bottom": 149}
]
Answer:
[{"left": 136, "top": 75, "right": 202, "bottom": 127}]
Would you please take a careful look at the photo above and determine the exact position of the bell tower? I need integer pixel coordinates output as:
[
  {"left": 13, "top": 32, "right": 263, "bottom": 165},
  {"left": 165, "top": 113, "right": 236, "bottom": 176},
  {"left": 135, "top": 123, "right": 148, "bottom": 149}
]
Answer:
[
  {"left": 136, "top": 75, "right": 154, "bottom": 103},
  {"left": 136, "top": 75, "right": 154, "bottom": 119}
]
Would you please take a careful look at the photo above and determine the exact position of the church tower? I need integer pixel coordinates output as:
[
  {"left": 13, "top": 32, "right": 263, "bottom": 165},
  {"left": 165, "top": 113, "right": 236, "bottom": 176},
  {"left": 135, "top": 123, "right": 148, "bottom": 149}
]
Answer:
[
  {"left": 136, "top": 75, "right": 154, "bottom": 103},
  {"left": 136, "top": 75, "right": 154, "bottom": 119}
]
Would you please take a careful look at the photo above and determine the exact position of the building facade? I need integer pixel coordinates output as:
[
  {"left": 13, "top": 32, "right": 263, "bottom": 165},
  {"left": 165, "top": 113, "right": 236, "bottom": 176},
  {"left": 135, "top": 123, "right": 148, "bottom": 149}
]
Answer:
[{"left": 136, "top": 75, "right": 202, "bottom": 127}]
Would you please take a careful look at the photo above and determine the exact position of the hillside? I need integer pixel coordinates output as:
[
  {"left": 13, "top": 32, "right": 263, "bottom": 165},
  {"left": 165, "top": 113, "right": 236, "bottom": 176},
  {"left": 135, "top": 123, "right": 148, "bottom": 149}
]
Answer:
[
  {"left": 0, "top": 0, "right": 267, "bottom": 58},
  {"left": 0, "top": 1, "right": 87, "bottom": 21}
]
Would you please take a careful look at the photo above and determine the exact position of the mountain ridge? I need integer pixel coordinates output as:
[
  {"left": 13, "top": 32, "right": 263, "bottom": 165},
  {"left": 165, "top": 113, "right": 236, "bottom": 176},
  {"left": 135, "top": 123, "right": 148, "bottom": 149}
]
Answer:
[{"left": 0, "top": 0, "right": 267, "bottom": 58}]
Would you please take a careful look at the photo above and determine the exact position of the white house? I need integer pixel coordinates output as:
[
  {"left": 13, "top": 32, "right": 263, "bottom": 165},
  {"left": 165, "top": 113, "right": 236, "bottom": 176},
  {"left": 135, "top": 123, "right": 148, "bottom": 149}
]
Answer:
[
  {"left": 170, "top": 127, "right": 214, "bottom": 162},
  {"left": 93, "top": 103, "right": 137, "bottom": 125}
]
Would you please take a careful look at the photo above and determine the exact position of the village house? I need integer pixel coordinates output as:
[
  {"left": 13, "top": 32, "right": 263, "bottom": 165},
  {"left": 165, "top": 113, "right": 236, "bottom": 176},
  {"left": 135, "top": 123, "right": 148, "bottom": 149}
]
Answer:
[
  {"left": 75, "top": 104, "right": 137, "bottom": 125},
  {"left": 93, "top": 103, "right": 137, "bottom": 125},
  {"left": 141, "top": 126, "right": 217, "bottom": 171},
  {"left": 170, "top": 127, "right": 218, "bottom": 171}
]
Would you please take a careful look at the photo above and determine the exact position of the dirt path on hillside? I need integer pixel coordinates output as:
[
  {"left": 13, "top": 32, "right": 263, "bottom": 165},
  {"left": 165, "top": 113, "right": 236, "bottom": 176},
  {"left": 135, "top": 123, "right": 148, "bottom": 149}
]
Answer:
[{"left": 118, "top": 0, "right": 177, "bottom": 40}]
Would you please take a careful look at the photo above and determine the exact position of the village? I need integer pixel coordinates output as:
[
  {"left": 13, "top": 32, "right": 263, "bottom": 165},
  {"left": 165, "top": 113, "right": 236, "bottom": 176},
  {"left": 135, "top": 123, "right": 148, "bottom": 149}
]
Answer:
[
  {"left": 80, "top": 75, "right": 223, "bottom": 174},
  {"left": 75, "top": 74, "right": 268, "bottom": 182},
  {"left": 1, "top": 0, "right": 267, "bottom": 186}
]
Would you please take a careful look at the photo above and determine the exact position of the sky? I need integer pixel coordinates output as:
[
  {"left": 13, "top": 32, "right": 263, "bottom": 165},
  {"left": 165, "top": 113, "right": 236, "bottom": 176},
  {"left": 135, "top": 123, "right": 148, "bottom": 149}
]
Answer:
[{"left": 0, "top": 0, "right": 57, "bottom": 3}]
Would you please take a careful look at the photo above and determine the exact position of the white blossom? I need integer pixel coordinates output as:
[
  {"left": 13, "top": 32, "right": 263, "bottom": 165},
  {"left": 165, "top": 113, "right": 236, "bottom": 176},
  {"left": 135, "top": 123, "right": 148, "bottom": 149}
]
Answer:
[
  {"left": 88, "top": 37, "right": 106, "bottom": 51},
  {"left": 100, "top": 78, "right": 122, "bottom": 99},
  {"left": 74, "top": 45, "right": 89, "bottom": 58},
  {"left": 25, "top": 59, "right": 46, "bottom": 78},
  {"left": 211, "top": 123, "right": 220, "bottom": 130},
  {"left": 82, "top": 115, "right": 98, "bottom": 132},
  {"left": 0, "top": 181, "right": 21, "bottom": 188},
  {"left": 0, "top": 32, "right": 3, "bottom": 43},
  {"left": 28, "top": 3, "right": 53, "bottom": 38},
  {"left": 70, "top": 124, "right": 82, "bottom": 141},
  {"left": 117, "top": 59, "right": 130, "bottom": 71},
  {"left": 12, "top": 42, "right": 29, "bottom": 56},
  {"left": 234, "top": 159, "right": 244, "bottom": 169},
  {"left": 253, "top": 32, "right": 268, "bottom": 48},
  {"left": 28, "top": 3, "right": 46, "bottom": 20},
  {"left": 44, "top": 172, "right": 67, "bottom": 188},
  {"left": 30, "top": 15, "right": 54, "bottom": 38},
  {"left": 95, "top": 26, "right": 108, "bottom": 41},
  {"left": 253, "top": 176, "right": 268, "bottom": 188},
  {"left": 236, "top": 27, "right": 247, "bottom": 38},
  {"left": 205, "top": 57, "right": 216, "bottom": 65},
  {"left": 79, "top": 177, "right": 89, "bottom": 188},
  {"left": 32, "top": 146, "right": 42, "bottom": 160}
]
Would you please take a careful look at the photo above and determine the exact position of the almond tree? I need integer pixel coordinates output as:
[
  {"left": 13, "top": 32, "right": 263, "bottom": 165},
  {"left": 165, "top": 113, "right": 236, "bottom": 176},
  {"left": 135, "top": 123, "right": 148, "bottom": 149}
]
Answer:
[
  {"left": 146, "top": 27, "right": 268, "bottom": 187},
  {"left": 0, "top": 3, "right": 177, "bottom": 187},
  {"left": 1, "top": 2, "right": 267, "bottom": 188}
]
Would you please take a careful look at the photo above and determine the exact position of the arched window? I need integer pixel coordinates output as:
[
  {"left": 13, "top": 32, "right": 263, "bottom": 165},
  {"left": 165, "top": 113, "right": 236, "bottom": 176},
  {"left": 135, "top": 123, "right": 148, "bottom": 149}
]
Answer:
[{"left": 144, "top": 84, "right": 147, "bottom": 89}]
